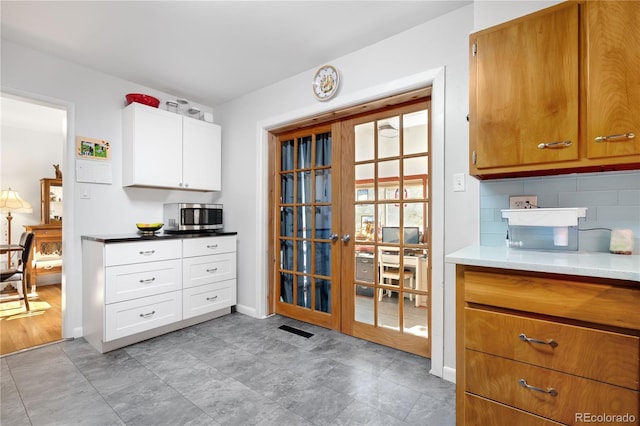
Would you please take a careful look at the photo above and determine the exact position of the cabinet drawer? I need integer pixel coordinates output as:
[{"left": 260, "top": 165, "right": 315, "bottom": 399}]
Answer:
[
  {"left": 106, "top": 240, "right": 181, "bottom": 266},
  {"left": 182, "top": 252, "right": 236, "bottom": 289},
  {"left": 105, "top": 259, "right": 182, "bottom": 304},
  {"left": 34, "top": 259, "right": 62, "bottom": 276},
  {"left": 465, "top": 308, "right": 639, "bottom": 390},
  {"left": 104, "top": 290, "right": 182, "bottom": 341},
  {"left": 183, "top": 280, "right": 236, "bottom": 320},
  {"left": 464, "top": 269, "right": 640, "bottom": 329},
  {"left": 355, "top": 256, "right": 375, "bottom": 283},
  {"left": 465, "top": 394, "right": 565, "bottom": 426},
  {"left": 182, "top": 236, "right": 236, "bottom": 258},
  {"left": 466, "top": 350, "right": 639, "bottom": 425}
]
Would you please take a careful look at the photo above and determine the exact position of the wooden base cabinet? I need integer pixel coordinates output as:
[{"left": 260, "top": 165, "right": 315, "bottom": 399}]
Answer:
[
  {"left": 82, "top": 235, "right": 237, "bottom": 353},
  {"left": 456, "top": 265, "right": 639, "bottom": 425},
  {"left": 24, "top": 223, "right": 62, "bottom": 288}
]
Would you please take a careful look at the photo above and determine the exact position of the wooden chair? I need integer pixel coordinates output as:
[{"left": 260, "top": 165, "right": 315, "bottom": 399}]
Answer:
[
  {"left": 0, "top": 232, "right": 35, "bottom": 312},
  {"left": 378, "top": 249, "right": 415, "bottom": 302}
]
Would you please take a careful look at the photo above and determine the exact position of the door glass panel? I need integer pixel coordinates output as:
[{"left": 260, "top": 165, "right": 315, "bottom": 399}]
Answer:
[
  {"left": 281, "top": 173, "right": 294, "bottom": 203},
  {"left": 281, "top": 272, "right": 294, "bottom": 304},
  {"left": 315, "top": 170, "right": 331, "bottom": 202},
  {"left": 315, "top": 279, "right": 331, "bottom": 313},
  {"left": 315, "top": 206, "right": 331, "bottom": 239},
  {"left": 355, "top": 285, "right": 374, "bottom": 325},
  {"left": 378, "top": 159, "right": 399, "bottom": 181},
  {"left": 298, "top": 136, "right": 312, "bottom": 168},
  {"left": 404, "top": 297, "right": 428, "bottom": 337},
  {"left": 297, "top": 275, "right": 311, "bottom": 308},
  {"left": 377, "top": 116, "right": 400, "bottom": 158},
  {"left": 297, "top": 171, "right": 311, "bottom": 203},
  {"left": 280, "top": 240, "right": 294, "bottom": 270},
  {"left": 315, "top": 242, "right": 331, "bottom": 276},
  {"left": 403, "top": 110, "right": 429, "bottom": 155},
  {"left": 281, "top": 207, "right": 293, "bottom": 237},
  {"left": 316, "top": 133, "right": 332, "bottom": 166},
  {"left": 378, "top": 290, "right": 400, "bottom": 330},
  {"left": 355, "top": 204, "right": 374, "bottom": 243},
  {"left": 281, "top": 140, "right": 294, "bottom": 170},
  {"left": 297, "top": 206, "right": 312, "bottom": 238},
  {"left": 297, "top": 240, "right": 311, "bottom": 274},
  {"left": 355, "top": 122, "right": 374, "bottom": 162}
]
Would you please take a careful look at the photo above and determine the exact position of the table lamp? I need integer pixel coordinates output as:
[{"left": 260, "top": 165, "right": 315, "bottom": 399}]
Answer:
[{"left": 0, "top": 188, "right": 33, "bottom": 267}]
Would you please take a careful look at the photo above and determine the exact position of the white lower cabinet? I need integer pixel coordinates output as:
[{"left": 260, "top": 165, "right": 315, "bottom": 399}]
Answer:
[
  {"left": 82, "top": 234, "right": 237, "bottom": 353},
  {"left": 182, "top": 236, "right": 237, "bottom": 319}
]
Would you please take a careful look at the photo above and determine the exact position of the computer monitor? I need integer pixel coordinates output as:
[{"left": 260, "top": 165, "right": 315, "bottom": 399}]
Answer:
[{"left": 381, "top": 226, "right": 420, "bottom": 244}]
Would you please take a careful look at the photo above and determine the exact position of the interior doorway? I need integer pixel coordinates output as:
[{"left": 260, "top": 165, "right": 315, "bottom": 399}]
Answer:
[
  {"left": 0, "top": 93, "right": 65, "bottom": 355},
  {"left": 269, "top": 91, "right": 431, "bottom": 357}
]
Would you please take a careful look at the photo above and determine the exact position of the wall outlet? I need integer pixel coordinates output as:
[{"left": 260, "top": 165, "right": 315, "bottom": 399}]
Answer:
[{"left": 509, "top": 195, "right": 538, "bottom": 209}]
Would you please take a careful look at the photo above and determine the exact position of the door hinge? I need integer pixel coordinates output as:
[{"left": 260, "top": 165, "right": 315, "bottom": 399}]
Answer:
[
  {"left": 472, "top": 43, "right": 477, "bottom": 57},
  {"left": 472, "top": 151, "right": 477, "bottom": 165}
]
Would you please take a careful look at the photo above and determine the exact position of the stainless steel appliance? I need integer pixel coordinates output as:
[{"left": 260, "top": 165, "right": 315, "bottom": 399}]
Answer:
[{"left": 163, "top": 203, "right": 223, "bottom": 232}]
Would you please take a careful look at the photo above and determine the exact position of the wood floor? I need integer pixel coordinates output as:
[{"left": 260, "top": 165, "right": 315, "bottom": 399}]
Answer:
[{"left": 0, "top": 284, "right": 62, "bottom": 355}]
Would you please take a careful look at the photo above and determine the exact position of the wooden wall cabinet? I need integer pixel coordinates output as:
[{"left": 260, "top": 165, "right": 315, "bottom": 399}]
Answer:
[
  {"left": 455, "top": 266, "right": 639, "bottom": 425},
  {"left": 122, "top": 102, "right": 222, "bottom": 191},
  {"left": 469, "top": 1, "right": 640, "bottom": 179}
]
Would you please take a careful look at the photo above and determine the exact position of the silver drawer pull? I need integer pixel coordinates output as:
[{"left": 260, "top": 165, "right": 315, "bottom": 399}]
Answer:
[
  {"left": 139, "top": 310, "right": 156, "bottom": 318},
  {"left": 206, "top": 268, "right": 218, "bottom": 273},
  {"left": 595, "top": 132, "right": 635, "bottom": 143},
  {"left": 537, "top": 140, "right": 572, "bottom": 149},
  {"left": 139, "top": 277, "right": 156, "bottom": 284},
  {"left": 139, "top": 250, "right": 156, "bottom": 256},
  {"left": 519, "top": 333, "right": 558, "bottom": 348},
  {"left": 518, "top": 378, "right": 558, "bottom": 397},
  {"left": 206, "top": 295, "right": 218, "bottom": 301},
  {"left": 44, "top": 265, "right": 54, "bottom": 270},
  {"left": 360, "top": 259, "right": 370, "bottom": 264},
  {"left": 207, "top": 244, "right": 218, "bottom": 249}
]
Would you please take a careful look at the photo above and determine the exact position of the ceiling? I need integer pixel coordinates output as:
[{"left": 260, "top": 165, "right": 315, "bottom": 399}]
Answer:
[{"left": 1, "top": 1, "right": 471, "bottom": 108}]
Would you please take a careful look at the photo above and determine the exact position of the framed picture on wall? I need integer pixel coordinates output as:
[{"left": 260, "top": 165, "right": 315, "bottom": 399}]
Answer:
[{"left": 76, "top": 136, "right": 110, "bottom": 160}]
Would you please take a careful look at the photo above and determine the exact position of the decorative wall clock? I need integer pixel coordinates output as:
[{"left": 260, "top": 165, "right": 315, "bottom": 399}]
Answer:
[{"left": 312, "top": 65, "right": 339, "bottom": 101}]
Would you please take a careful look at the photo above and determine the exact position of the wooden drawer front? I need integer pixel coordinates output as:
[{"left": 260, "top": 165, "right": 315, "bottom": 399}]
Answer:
[
  {"left": 104, "top": 290, "right": 182, "bottom": 341},
  {"left": 105, "top": 240, "right": 181, "bottom": 267},
  {"left": 182, "top": 236, "right": 236, "bottom": 258},
  {"left": 105, "top": 259, "right": 182, "bottom": 304},
  {"left": 183, "top": 280, "right": 236, "bottom": 320},
  {"left": 465, "top": 308, "right": 639, "bottom": 390},
  {"left": 355, "top": 257, "right": 375, "bottom": 283},
  {"left": 182, "top": 253, "right": 236, "bottom": 289},
  {"left": 465, "top": 394, "right": 566, "bottom": 426},
  {"left": 466, "top": 350, "right": 639, "bottom": 425},
  {"left": 464, "top": 270, "right": 640, "bottom": 330}
]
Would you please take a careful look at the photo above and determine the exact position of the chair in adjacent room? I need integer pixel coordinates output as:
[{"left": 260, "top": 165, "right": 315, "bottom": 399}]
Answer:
[
  {"left": 378, "top": 249, "right": 415, "bottom": 303},
  {"left": 0, "top": 232, "right": 35, "bottom": 312}
]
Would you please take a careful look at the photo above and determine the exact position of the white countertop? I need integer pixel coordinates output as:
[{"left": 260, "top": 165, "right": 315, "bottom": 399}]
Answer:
[{"left": 445, "top": 245, "right": 640, "bottom": 282}]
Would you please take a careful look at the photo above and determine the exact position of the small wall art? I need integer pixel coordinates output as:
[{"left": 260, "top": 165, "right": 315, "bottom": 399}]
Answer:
[{"left": 76, "top": 136, "right": 110, "bottom": 160}]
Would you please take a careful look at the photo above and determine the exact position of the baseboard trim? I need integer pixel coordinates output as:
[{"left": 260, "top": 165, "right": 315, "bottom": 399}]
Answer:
[
  {"left": 442, "top": 366, "right": 456, "bottom": 384},
  {"left": 235, "top": 304, "right": 260, "bottom": 318}
]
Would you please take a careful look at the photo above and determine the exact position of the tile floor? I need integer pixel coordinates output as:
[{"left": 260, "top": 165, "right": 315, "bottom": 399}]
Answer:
[{"left": 1, "top": 313, "right": 455, "bottom": 426}]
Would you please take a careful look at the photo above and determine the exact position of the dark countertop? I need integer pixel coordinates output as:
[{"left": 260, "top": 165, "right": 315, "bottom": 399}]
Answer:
[{"left": 82, "top": 231, "right": 238, "bottom": 244}]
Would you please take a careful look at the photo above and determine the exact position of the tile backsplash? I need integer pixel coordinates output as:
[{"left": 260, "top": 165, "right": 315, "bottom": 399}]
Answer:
[{"left": 479, "top": 170, "right": 640, "bottom": 253}]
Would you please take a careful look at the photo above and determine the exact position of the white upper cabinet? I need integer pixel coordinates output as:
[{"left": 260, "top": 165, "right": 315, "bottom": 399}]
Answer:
[{"left": 122, "top": 102, "right": 221, "bottom": 191}]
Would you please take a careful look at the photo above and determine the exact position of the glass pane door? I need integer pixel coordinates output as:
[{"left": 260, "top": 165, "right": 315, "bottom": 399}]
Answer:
[
  {"left": 276, "top": 126, "right": 340, "bottom": 330},
  {"left": 347, "top": 105, "right": 431, "bottom": 356}
]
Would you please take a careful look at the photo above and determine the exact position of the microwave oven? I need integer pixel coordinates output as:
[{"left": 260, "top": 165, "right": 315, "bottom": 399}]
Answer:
[{"left": 163, "top": 203, "right": 223, "bottom": 232}]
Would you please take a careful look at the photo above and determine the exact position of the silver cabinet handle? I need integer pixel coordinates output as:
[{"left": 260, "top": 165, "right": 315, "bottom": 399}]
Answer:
[
  {"left": 329, "top": 233, "right": 339, "bottom": 242},
  {"left": 519, "top": 333, "right": 558, "bottom": 349},
  {"left": 139, "top": 250, "right": 156, "bottom": 256},
  {"left": 537, "top": 140, "right": 572, "bottom": 149},
  {"left": 341, "top": 234, "right": 351, "bottom": 243},
  {"left": 207, "top": 244, "right": 218, "bottom": 249},
  {"left": 594, "top": 132, "right": 635, "bottom": 143},
  {"left": 206, "top": 268, "right": 218, "bottom": 273},
  {"left": 206, "top": 295, "right": 218, "bottom": 301},
  {"left": 139, "top": 310, "right": 156, "bottom": 318},
  {"left": 518, "top": 379, "right": 558, "bottom": 397},
  {"left": 139, "top": 277, "right": 156, "bottom": 284}
]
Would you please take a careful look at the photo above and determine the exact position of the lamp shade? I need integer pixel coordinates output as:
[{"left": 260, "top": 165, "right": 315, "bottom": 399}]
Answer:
[{"left": 0, "top": 188, "right": 33, "bottom": 213}]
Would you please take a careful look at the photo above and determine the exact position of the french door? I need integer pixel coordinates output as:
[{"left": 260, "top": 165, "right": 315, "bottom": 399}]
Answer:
[{"left": 271, "top": 100, "right": 431, "bottom": 357}]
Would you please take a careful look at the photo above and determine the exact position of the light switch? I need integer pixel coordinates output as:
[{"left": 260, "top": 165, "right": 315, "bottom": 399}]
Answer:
[{"left": 453, "top": 173, "right": 465, "bottom": 192}]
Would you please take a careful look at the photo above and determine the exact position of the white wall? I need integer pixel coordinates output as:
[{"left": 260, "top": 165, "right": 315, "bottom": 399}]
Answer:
[{"left": 1, "top": 41, "right": 217, "bottom": 338}]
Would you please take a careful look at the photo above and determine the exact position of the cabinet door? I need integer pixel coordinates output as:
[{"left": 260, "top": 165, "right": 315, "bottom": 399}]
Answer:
[
  {"left": 182, "top": 118, "right": 221, "bottom": 191},
  {"left": 123, "top": 103, "right": 183, "bottom": 188},
  {"left": 585, "top": 0, "right": 640, "bottom": 160},
  {"left": 470, "top": 3, "right": 579, "bottom": 171}
]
